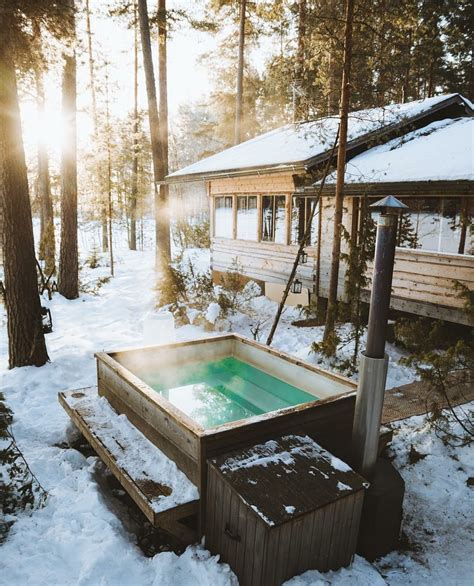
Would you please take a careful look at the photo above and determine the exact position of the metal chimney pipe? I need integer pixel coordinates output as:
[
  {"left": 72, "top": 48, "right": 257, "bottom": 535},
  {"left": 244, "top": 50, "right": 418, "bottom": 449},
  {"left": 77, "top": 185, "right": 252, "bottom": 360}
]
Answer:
[{"left": 352, "top": 196, "right": 409, "bottom": 480}]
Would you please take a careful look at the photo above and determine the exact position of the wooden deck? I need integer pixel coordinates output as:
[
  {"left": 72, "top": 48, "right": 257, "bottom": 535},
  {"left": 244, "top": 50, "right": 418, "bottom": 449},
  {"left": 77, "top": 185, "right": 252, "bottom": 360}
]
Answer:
[
  {"left": 382, "top": 370, "right": 474, "bottom": 424},
  {"left": 59, "top": 387, "right": 199, "bottom": 543}
]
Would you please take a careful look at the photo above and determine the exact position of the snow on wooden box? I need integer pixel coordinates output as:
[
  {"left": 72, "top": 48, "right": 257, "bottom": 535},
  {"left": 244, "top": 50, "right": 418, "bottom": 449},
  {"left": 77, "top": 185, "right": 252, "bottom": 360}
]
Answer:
[{"left": 205, "top": 434, "right": 368, "bottom": 586}]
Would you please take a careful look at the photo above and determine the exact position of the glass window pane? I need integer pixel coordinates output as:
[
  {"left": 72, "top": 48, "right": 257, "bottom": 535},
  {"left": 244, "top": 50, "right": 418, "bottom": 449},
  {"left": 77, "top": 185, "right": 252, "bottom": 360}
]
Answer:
[
  {"left": 307, "top": 198, "right": 319, "bottom": 246},
  {"left": 237, "top": 196, "right": 258, "bottom": 240},
  {"left": 394, "top": 198, "right": 473, "bottom": 255},
  {"left": 274, "top": 196, "right": 286, "bottom": 244},
  {"left": 262, "top": 195, "right": 274, "bottom": 241},
  {"left": 215, "top": 196, "right": 233, "bottom": 238},
  {"left": 291, "top": 197, "right": 305, "bottom": 244}
]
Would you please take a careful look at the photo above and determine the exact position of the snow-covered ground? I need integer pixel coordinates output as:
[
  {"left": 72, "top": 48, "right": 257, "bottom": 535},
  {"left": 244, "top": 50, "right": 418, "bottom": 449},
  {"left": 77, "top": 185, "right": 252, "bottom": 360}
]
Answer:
[{"left": 1, "top": 238, "right": 472, "bottom": 585}]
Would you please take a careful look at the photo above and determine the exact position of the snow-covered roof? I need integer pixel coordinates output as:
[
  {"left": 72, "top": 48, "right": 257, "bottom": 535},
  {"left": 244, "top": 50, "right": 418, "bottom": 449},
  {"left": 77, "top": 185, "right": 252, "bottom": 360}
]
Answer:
[
  {"left": 325, "top": 117, "right": 474, "bottom": 184},
  {"left": 167, "top": 93, "right": 472, "bottom": 183}
]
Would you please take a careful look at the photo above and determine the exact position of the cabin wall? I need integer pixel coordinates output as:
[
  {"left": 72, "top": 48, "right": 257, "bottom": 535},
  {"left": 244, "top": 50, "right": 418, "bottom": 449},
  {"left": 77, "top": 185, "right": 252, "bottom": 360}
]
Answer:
[
  {"left": 375, "top": 249, "right": 473, "bottom": 325},
  {"left": 210, "top": 176, "right": 473, "bottom": 324},
  {"left": 210, "top": 171, "right": 353, "bottom": 305}
]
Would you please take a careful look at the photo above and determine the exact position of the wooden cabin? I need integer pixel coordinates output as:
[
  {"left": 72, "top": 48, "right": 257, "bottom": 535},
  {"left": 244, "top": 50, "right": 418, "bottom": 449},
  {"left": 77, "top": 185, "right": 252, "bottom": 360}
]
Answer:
[{"left": 166, "top": 94, "right": 473, "bottom": 325}]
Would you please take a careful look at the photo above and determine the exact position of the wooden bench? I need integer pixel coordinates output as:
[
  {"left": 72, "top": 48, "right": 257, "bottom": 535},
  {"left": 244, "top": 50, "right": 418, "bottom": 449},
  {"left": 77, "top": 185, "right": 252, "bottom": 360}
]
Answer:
[{"left": 59, "top": 387, "right": 199, "bottom": 544}]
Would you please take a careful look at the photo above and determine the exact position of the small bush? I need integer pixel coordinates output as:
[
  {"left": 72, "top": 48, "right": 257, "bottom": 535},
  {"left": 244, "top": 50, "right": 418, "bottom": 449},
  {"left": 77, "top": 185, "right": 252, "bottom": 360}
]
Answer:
[
  {"left": 86, "top": 247, "right": 101, "bottom": 269},
  {"left": 0, "top": 394, "right": 47, "bottom": 543},
  {"left": 172, "top": 218, "right": 210, "bottom": 250}
]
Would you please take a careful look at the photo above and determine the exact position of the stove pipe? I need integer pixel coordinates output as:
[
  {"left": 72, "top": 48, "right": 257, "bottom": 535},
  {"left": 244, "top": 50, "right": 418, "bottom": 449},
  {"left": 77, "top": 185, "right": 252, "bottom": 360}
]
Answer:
[{"left": 352, "top": 196, "right": 409, "bottom": 480}]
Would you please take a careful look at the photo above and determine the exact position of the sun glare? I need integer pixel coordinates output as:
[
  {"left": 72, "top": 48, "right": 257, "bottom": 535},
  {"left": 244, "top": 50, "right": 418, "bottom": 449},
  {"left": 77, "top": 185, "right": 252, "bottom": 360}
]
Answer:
[{"left": 21, "top": 100, "right": 66, "bottom": 155}]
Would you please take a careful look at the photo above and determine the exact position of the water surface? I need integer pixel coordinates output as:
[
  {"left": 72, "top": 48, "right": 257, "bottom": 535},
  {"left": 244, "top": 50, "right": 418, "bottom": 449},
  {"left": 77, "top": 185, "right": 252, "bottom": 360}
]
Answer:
[{"left": 141, "top": 356, "right": 317, "bottom": 429}]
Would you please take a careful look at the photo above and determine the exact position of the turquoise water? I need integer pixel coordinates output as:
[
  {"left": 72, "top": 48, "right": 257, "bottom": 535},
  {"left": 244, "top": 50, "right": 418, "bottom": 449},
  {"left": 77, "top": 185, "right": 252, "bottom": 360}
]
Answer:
[{"left": 142, "top": 356, "right": 318, "bottom": 429}]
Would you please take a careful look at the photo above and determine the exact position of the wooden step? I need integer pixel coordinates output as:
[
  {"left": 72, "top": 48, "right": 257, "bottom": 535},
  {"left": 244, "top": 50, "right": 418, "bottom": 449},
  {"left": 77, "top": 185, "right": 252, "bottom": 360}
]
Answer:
[{"left": 59, "top": 386, "right": 199, "bottom": 543}]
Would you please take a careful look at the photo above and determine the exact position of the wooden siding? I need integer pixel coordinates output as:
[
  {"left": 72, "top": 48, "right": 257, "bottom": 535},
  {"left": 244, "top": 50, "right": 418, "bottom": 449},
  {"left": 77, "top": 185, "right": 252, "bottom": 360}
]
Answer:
[
  {"left": 388, "top": 248, "right": 473, "bottom": 309},
  {"left": 206, "top": 436, "right": 366, "bottom": 585},
  {"left": 211, "top": 189, "right": 473, "bottom": 323},
  {"left": 211, "top": 196, "right": 353, "bottom": 299},
  {"left": 210, "top": 172, "right": 295, "bottom": 195},
  {"left": 212, "top": 238, "right": 317, "bottom": 290}
]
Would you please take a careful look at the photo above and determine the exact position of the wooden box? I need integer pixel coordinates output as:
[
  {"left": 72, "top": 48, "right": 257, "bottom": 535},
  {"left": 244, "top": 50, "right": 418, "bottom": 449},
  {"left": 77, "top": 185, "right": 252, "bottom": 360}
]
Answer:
[{"left": 206, "top": 435, "right": 368, "bottom": 586}]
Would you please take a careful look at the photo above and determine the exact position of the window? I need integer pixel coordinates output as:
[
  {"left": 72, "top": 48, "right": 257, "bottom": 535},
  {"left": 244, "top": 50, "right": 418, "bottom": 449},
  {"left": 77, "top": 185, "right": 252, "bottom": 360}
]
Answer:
[
  {"left": 236, "top": 196, "right": 258, "bottom": 240},
  {"left": 214, "top": 196, "right": 233, "bottom": 238},
  {"left": 291, "top": 197, "right": 319, "bottom": 245},
  {"left": 262, "top": 195, "right": 286, "bottom": 243},
  {"left": 395, "top": 197, "right": 473, "bottom": 255}
]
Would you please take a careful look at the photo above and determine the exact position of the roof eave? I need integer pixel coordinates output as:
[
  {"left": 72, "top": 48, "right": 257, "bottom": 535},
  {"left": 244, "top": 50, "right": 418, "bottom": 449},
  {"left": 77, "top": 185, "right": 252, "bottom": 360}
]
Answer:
[
  {"left": 300, "top": 179, "right": 474, "bottom": 197},
  {"left": 164, "top": 162, "right": 308, "bottom": 185}
]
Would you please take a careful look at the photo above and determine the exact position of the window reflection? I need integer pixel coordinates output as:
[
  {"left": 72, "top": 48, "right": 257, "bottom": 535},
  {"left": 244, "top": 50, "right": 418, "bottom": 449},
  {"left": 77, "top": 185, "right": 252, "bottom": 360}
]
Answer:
[
  {"left": 237, "top": 196, "right": 258, "bottom": 240},
  {"left": 215, "top": 196, "right": 233, "bottom": 238},
  {"left": 395, "top": 197, "right": 473, "bottom": 255},
  {"left": 262, "top": 195, "right": 286, "bottom": 243},
  {"left": 291, "top": 197, "right": 319, "bottom": 245}
]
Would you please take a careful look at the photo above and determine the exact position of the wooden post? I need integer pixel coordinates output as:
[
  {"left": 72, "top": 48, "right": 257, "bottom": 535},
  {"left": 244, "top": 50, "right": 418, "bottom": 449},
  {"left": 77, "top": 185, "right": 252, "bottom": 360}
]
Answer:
[
  {"left": 232, "top": 194, "right": 237, "bottom": 239},
  {"left": 257, "top": 194, "right": 263, "bottom": 243}
]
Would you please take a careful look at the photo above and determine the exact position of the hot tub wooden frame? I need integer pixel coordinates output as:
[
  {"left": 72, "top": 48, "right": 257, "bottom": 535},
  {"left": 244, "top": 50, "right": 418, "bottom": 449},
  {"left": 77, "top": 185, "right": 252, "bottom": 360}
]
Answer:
[{"left": 96, "top": 334, "right": 358, "bottom": 530}]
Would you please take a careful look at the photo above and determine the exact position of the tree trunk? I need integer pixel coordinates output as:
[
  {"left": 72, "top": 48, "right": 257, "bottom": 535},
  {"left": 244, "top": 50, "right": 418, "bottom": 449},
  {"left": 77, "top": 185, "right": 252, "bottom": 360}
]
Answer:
[
  {"left": 0, "top": 33, "right": 49, "bottom": 368},
  {"left": 130, "top": 0, "right": 139, "bottom": 251},
  {"left": 323, "top": 0, "right": 355, "bottom": 344},
  {"left": 157, "top": 0, "right": 171, "bottom": 261},
  {"left": 401, "top": 30, "right": 412, "bottom": 103},
  {"left": 234, "top": 0, "right": 247, "bottom": 145},
  {"left": 35, "top": 68, "right": 55, "bottom": 276},
  {"left": 293, "top": 0, "right": 307, "bottom": 121},
  {"left": 85, "top": 0, "right": 108, "bottom": 252},
  {"left": 105, "top": 67, "right": 114, "bottom": 277},
  {"left": 458, "top": 197, "right": 468, "bottom": 254},
  {"left": 137, "top": 0, "right": 170, "bottom": 270},
  {"left": 58, "top": 0, "right": 78, "bottom": 300}
]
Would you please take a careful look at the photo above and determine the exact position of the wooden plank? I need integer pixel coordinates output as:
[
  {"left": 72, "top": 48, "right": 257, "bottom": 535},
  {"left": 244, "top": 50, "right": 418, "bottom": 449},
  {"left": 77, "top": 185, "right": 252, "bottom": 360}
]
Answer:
[
  {"left": 251, "top": 518, "right": 266, "bottom": 586},
  {"left": 58, "top": 388, "right": 199, "bottom": 543},
  {"left": 97, "top": 358, "right": 202, "bottom": 462},
  {"left": 234, "top": 494, "right": 249, "bottom": 581},
  {"left": 391, "top": 270, "right": 472, "bottom": 288},
  {"left": 242, "top": 506, "right": 257, "bottom": 586},
  {"left": 210, "top": 172, "right": 295, "bottom": 195},
  {"left": 101, "top": 383, "right": 199, "bottom": 486},
  {"left": 394, "top": 247, "right": 474, "bottom": 268},
  {"left": 286, "top": 515, "right": 303, "bottom": 581},
  {"left": 346, "top": 490, "right": 364, "bottom": 565},
  {"left": 318, "top": 501, "right": 335, "bottom": 572},
  {"left": 274, "top": 523, "right": 292, "bottom": 586}
]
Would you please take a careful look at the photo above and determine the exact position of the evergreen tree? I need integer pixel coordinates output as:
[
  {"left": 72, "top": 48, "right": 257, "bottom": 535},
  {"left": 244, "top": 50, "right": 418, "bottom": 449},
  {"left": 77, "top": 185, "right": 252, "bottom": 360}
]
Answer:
[
  {"left": 58, "top": 0, "right": 79, "bottom": 300},
  {"left": 0, "top": 0, "right": 71, "bottom": 368}
]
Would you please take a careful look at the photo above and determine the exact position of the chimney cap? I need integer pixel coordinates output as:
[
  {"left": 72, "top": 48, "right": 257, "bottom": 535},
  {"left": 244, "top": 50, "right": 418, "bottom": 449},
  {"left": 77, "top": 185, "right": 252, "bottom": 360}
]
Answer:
[{"left": 370, "top": 195, "right": 410, "bottom": 213}]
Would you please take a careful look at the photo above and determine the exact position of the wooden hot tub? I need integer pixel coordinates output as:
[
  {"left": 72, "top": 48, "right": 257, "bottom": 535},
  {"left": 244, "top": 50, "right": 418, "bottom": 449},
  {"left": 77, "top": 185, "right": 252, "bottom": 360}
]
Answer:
[{"left": 96, "top": 334, "right": 357, "bottom": 498}]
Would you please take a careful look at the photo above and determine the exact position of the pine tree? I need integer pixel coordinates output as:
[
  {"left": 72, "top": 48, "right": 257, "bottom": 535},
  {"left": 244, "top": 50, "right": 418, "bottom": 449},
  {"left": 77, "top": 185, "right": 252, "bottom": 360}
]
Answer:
[
  {"left": 58, "top": 0, "right": 79, "bottom": 300},
  {"left": 0, "top": 0, "right": 72, "bottom": 368},
  {"left": 137, "top": 0, "right": 171, "bottom": 270},
  {"left": 323, "top": 0, "right": 355, "bottom": 348}
]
